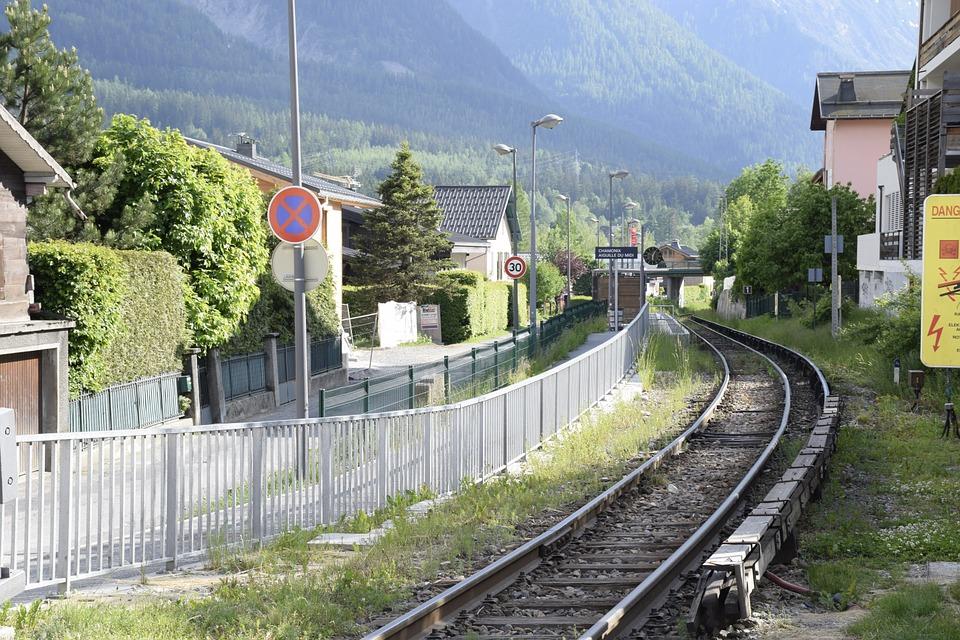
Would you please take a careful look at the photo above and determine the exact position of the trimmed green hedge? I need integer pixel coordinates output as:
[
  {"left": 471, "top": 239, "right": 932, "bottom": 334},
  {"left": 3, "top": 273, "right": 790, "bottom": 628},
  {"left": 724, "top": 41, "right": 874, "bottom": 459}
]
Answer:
[
  {"left": 425, "top": 270, "right": 511, "bottom": 343},
  {"left": 99, "top": 251, "right": 188, "bottom": 386},
  {"left": 29, "top": 241, "right": 188, "bottom": 395},
  {"left": 506, "top": 281, "right": 528, "bottom": 329},
  {"left": 223, "top": 272, "right": 341, "bottom": 356},
  {"left": 343, "top": 284, "right": 378, "bottom": 318}
]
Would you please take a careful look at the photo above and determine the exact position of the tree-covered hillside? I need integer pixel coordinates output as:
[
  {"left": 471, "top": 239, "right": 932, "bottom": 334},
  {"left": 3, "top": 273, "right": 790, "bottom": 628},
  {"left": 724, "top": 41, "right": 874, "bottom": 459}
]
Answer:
[
  {"left": 448, "top": 0, "right": 820, "bottom": 172},
  {"left": 650, "top": 0, "right": 916, "bottom": 106}
]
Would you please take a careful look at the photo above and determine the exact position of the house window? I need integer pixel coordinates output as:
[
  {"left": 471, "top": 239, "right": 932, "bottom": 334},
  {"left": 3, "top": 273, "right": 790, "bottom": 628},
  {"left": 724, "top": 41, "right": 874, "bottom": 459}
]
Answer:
[{"left": 885, "top": 192, "right": 903, "bottom": 231}]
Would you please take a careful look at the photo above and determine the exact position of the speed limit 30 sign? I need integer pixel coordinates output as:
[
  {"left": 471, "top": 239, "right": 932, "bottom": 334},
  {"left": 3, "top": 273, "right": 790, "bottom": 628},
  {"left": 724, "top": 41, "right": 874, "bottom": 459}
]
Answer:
[{"left": 504, "top": 255, "right": 527, "bottom": 280}]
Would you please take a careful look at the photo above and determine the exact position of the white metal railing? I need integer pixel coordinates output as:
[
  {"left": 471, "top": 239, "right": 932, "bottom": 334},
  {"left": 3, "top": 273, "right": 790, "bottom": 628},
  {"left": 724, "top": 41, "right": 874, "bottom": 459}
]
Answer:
[{"left": 3, "top": 304, "right": 648, "bottom": 591}]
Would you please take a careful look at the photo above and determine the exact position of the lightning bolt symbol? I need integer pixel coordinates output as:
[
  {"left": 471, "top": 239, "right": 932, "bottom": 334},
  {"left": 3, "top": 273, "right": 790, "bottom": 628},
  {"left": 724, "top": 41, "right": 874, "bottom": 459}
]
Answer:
[
  {"left": 954, "top": 266, "right": 960, "bottom": 280},
  {"left": 940, "top": 267, "right": 949, "bottom": 280},
  {"left": 928, "top": 314, "right": 944, "bottom": 352}
]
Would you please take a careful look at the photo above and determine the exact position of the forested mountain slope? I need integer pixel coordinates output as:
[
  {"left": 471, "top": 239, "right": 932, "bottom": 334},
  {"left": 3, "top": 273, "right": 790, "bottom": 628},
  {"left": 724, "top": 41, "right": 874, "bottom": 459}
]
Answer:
[
  {"left": 650, "top": 0, "right": 917, "bottom": 106},
  {"left": 448, "top": 0, "right": 821, "bottom": 171}
]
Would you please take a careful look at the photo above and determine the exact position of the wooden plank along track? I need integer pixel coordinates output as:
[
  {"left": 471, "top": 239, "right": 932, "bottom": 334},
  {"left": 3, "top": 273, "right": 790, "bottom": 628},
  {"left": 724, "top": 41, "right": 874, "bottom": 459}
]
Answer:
[{"left": 361, "top": 318, "right": 832, "bottom": 640}]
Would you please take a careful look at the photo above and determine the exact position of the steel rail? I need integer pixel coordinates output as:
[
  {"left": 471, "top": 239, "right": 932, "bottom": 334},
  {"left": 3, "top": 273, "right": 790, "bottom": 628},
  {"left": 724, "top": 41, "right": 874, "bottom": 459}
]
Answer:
[
  {"left": 362, "top": 327, "right": 733, "bottom": 640},
  {"left": 576, "top": 319, "right": 792, "bottom": 639}
]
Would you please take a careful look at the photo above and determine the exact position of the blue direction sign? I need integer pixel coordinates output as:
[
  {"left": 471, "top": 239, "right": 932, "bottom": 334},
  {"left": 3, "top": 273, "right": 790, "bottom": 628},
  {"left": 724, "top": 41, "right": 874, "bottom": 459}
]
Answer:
[{"left": 268, "top": 186, "right": 322, "bottom": 244}]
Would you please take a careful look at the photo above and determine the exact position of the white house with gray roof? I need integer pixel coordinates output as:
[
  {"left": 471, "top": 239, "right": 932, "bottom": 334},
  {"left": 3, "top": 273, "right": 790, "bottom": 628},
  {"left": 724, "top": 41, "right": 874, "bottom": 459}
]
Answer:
[{"left": 433, "top": 185, "right": 518, "bottom": 281}]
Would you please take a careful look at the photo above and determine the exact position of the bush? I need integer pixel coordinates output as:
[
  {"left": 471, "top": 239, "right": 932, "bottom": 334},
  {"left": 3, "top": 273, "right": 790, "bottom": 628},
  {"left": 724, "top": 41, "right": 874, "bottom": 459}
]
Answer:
[
  {"left": 29, "top": 241, "right": 188, "bottom": 394},
  {"left": 98, "top": 250, "right": 188, "bottom": 385},
  {"left": 425, "top": 270, "right": 511, "bottom": 343},
  {"left": 523, "top": 261, "right": 564, "bottom": 309},
  {"left": 343, "top": 285, "right": 378, "bottom": 318},
  {"left": 506, "top": 281, "right": 528, "bottom": 328},
  {"left": 849, "top": 274, "right": 921, "bottom": 361},
  {"left": 223, "top": 272, "right": 341, "bottom": 356},
  {"left": 482, "top": 282, "right": 510, "bottom": 335}
]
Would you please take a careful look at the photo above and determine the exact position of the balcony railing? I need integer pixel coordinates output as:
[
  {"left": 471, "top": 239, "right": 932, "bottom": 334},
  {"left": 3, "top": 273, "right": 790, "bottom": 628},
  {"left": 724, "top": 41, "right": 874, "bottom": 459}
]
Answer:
[
  {"left": 921, "top": 10, "right": 960, "bottom": 68},
  {"left": 880, "top": 230, "right": 902, "bottom": 260}
]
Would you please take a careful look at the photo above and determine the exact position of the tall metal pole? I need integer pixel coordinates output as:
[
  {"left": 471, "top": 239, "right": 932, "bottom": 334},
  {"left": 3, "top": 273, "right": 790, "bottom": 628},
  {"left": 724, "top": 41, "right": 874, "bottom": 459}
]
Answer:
[
  {"left": 288, "top": 0, "right": 308, "bottom": 477},
  {"left": 510, "top": 150, "right": 520, "bottom": 329},
  {"left": 640, "top": 223, "right": 646, "bottom": 306},
  {"left": 529, "top": 125, "right": 539, "bottom": 345},
  {"left": 831, "top": 195, "right": 839, "bottom": 338},
  {"left": 565, "top": 197, "right": 572, "bottom": 302},
  {"left": 607, "top": 175, "right": 614, "bottom": 327}
]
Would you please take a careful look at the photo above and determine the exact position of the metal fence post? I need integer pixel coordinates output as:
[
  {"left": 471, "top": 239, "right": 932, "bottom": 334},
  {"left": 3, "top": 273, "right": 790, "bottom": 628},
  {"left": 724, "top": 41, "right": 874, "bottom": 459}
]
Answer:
[
  {"left": 479, "top": 403, "right": 486, "bottom": 475},
  {"left": 423, "top": 413, "right": 433, "bottom": 490},
  {"left": 453, "top": 409, "right": 462, "bottom": 486},
  {"left": 471, "top": 348, "right": 477, "bottom": 388},
  {"left": 207, "top": 348, "right": 227, "bottom": 424},
  {"left": 263, "top": 333, "right": 281, "bottom": 407},
  {"left": 321, "top": 425, "right": 333, "bottom": 524},
  {"left": 318, "top": 389, "right": 325, "bottom": 417},
  {"left": 493, "top": 343, "right": 500, "bottom": 388},
  {"left": 164, "top": 432, "right": 181, "bottom": 569},
  {"left": 407, "top": 366, "right": 415, "bottom": 410},
  {"left": 251, "top": 429, "right": 264, "bottom": 542},
  {"left": 443, "top": 356, "right": 450, "bottom": 403},
  {"left": 377, "top": 418, "right": 388, "bottom": 508},
  {"left": 56, "top": 440, "right": 74, "bottom": 593},
  {"left": 363, "top": 379, "right": 370, "bottom": 414}
]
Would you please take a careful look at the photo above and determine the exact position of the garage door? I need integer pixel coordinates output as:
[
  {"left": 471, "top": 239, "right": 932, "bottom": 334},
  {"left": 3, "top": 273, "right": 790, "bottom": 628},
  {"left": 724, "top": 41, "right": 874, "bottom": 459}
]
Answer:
[{"left": 0, "top": 351, "right": 41, "bottom": 471}]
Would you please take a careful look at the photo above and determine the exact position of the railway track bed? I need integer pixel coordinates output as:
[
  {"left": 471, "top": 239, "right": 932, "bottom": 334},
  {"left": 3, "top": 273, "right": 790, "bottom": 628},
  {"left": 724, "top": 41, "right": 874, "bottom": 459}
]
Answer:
[{"left": 363, "top": 319, "right": 834, "bottom": 640}]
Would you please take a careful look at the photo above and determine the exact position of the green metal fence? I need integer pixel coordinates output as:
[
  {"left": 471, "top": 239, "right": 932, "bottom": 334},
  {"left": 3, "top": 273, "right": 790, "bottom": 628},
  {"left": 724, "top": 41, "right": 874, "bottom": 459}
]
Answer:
[
  {"left": 69, "top": 372, "right": 182, "bottom": 432},
  {"left": 319, "top": 301, "right": 606, "bottom": 417}
]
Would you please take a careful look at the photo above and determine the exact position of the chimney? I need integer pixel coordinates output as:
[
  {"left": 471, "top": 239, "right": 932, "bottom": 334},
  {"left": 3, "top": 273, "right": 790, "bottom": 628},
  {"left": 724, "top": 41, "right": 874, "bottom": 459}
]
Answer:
[
  {"left": 236, "top": 133, "right": 257, "bottom": 159},
  {"left": 838, "top": 74, "right": 856, "bottom": 103}
]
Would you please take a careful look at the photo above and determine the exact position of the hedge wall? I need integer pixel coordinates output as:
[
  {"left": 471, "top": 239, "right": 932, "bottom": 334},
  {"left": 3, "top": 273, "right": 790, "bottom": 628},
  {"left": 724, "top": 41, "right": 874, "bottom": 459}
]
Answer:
[
  {"left": 28, "top": 241, "right": 188, "bottom": 395},
  {"left": 426, "top": 270, "right": 511, "bottom": 344},
  {"left": 506, "top": 281, "right": 528, "bottom": 329},
  {"left": 223, "top": 272, "right": 341, "bottom": 356},
  {"left": 99, "top": 251, "right": 189, "bottom": 386}
]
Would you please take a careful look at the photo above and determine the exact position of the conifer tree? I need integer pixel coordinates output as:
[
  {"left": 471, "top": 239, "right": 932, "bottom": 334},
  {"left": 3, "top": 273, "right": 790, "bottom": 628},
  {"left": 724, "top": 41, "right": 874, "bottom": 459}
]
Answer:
[
  {"left": 355, "top": 143, "right": 451, "bottom": 301},
  {"left": 0, "top": 0, "right": 102, "bottom": 167}
]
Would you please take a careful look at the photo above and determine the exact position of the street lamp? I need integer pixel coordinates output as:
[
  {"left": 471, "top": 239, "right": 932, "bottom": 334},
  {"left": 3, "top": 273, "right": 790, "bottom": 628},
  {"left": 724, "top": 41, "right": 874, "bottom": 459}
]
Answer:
[
  {"left": 493, "top": 143, "right": 520, "bottom": 329},
  {"left": 530, "top": 113, "right": 563, "bottom": 345},
  {"left": 608, "top": 170, "right": 628, "bottom": 330},
  {"left": 557, "top": 194, "right": 572, "bottom": 303}
]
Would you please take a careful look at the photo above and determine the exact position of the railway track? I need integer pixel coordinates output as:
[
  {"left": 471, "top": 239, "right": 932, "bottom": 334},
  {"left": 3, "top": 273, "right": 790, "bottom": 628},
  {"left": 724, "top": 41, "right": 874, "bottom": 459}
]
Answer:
[{"left": 362, "top": 319, "right": 828, "bottom": 640}]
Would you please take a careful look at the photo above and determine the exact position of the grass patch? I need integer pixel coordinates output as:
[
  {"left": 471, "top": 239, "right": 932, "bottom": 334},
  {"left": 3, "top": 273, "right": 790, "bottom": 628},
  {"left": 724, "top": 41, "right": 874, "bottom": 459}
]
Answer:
[{"left": 847, "top": 583, "right": 960, "bottom": 640}]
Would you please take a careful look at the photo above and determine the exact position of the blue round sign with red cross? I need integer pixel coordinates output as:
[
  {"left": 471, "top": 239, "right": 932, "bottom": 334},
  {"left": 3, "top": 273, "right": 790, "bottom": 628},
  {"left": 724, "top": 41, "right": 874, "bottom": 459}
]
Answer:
[{"left": 267, "top": 186, "right": 322, "bottom": 244}]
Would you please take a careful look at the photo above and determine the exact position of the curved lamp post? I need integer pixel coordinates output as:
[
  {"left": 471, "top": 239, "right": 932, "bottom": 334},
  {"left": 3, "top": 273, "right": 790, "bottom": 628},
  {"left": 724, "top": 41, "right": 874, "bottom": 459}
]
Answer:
[
  {"left": 607, "top": 170, "right": 628, "bottom": 330},
  {"left": 493, "top": 143, "right": 520, "bottom": 329},
  {"left": 529, "top": 114, "right": 563, "bottom": 345}
]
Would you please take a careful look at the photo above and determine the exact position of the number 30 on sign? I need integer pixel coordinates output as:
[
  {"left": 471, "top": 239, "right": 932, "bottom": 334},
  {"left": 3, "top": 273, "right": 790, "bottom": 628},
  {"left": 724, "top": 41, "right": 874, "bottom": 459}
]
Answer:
[{"left": 504, "top": 255, "right": 527, "bottom": 280}]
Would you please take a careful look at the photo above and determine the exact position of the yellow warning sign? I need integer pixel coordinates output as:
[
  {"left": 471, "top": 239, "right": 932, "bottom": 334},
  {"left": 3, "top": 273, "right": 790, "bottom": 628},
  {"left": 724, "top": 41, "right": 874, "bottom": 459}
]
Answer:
[{"left": 921, "top": 195, "right": 960, "bottom": 367}]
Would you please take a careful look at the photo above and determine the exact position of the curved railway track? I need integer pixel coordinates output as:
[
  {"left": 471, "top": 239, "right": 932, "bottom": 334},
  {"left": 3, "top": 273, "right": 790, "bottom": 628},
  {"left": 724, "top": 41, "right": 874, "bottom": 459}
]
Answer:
[{"left": 362, "top": 319, "right": 829, "bottom": 640}]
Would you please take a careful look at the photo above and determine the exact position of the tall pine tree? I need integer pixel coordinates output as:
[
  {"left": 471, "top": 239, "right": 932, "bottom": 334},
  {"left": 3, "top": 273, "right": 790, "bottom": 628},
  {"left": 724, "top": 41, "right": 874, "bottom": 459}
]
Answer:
[
  {"left": 0, "top": 0, "right": 102, "bottom": 167},
  {"left": 355, "top": 143, "right": 451, "bottom": 301}
]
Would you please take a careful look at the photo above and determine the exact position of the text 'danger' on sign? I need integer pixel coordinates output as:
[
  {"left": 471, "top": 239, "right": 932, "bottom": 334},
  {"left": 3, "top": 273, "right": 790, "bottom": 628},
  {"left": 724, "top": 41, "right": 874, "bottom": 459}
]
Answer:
[
  {"left": 920, "top": 195, "right": 960, "bottom": 367},
  {"left": 268, "top": 185, "right": 323, "bottom": 244}
]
